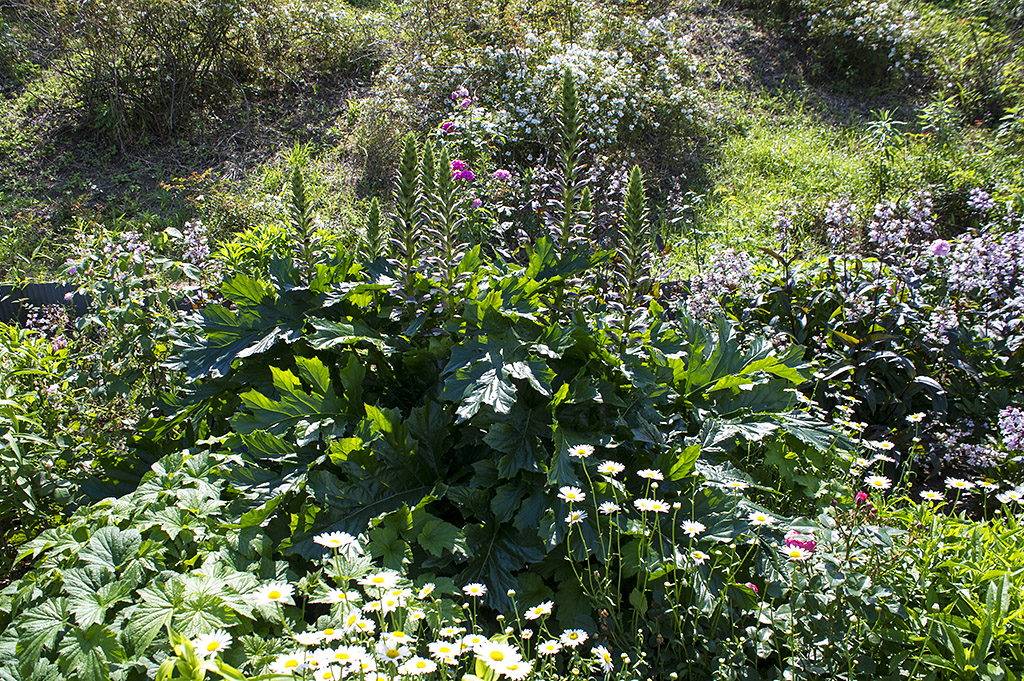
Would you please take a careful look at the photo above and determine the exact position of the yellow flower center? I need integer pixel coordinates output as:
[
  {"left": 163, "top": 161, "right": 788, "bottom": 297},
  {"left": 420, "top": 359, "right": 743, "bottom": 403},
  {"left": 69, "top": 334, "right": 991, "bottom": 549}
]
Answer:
[
  {"left": 268, "top": 590, "right": 281, "bottom": 599},
  {"left": 569, "top": 633, "right": 579, "bottom": 640},
  {"left": 387, "top": 649, "right": 399, "bottom": 658},
  {"left": 206, "top": 642, "right": 220, "bottom": 652},
  {"left": 285, "top": 660, "right": 299, "bottom": 668},
  {"left": 490, "top": 651, "right": 504, "bottom": 661}
]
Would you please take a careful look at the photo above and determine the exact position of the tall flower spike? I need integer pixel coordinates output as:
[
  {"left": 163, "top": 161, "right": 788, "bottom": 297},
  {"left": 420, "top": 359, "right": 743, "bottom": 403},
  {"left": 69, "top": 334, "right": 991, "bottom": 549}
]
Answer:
[
  {"left": 389, "top": 134, "right": 422, "bottom": 295},
  {"left": 616, "top": 165, "right": 651, "bottom": 349},
  {"left": 289, "top": 164, "right": 318, "bottom": 282},
  {"left": 424, "top": 144, "right": 471, "bottom": 308},
  {"left": 557, "top": 68, "right": 584, "bottom": 252},
  {"left": 418, "top": 139, "right": 438, "bottom": 233}
]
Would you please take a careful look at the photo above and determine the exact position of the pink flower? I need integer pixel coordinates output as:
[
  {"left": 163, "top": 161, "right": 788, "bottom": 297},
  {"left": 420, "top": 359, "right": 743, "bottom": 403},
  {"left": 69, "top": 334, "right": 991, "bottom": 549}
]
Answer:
[
  {"left": 492, "top": 169, "right": 512, "bottom": 181},
  {"left": 784, "top": 530, "right": 817, "bottom": 554},
  {"left": 450, "top": 159, "right": 467, "bottom": 171},
  {"left": 441, "top": 121, "right": 455, "bottom": 133},
  {"left": 744, "top": 582, "right": 758, "bottom": 595},
  {"left": 471, "top": 197, "right": 483, "bottom": 209},
  {"left": 451, "top": 87, "right": 468, "bottom": 100},
  {"left": 854, "top": 491, "right": 869, "bottom": 504},
  {"left": 63, "top": 292, "right": 74, "bottom": 302},
  {"left": 452, "top": 169, "right": 475, "bottom": 181},
  {"left": 460, "top": 98, "right": 472, "bottom": 108},
  {"left": 929, "top": 239, "right": 951, "bottom": 257}
]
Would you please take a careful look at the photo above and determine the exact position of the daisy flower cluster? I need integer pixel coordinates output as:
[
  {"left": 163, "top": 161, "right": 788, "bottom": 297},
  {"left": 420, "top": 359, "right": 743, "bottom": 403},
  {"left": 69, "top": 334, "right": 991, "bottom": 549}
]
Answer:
[{"left": 227, "top": 530, "right": 618, "bottom": 680}]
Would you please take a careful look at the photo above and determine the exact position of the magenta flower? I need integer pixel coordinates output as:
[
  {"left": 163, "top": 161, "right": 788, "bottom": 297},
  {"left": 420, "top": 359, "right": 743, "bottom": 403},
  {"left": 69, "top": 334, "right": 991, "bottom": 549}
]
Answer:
[
  {"left": 460, "top": 98, "right": 472, "bottom": 108},
  {"left": 451, "top": 87, "right": 469, "bottom": 101},
  {"left": 492, "top": 169, "right": 512, "bottom": 181},
  {"left": 452, "top": 169, "right": 475, "bottom": 181},
  {"left": 784, "top": 530, "right": 817, "bottom": 554},
  {"left": 63, "top": 291, "right": 74, "bottom": 302},
  {"left": 744, "top": 582, "right": 758, "bottom": 595},
  {"left": 854, "top": 491, "right": 869, "bottom": 504},
  {"left": 471, "top": 197, "right": 483, "bottom": 208},
  {"left": 441, "top": 121, "right": 455, "bottom": 133},
  {"left": 451, "top": 159, "right": 467, "bottom": 171}
]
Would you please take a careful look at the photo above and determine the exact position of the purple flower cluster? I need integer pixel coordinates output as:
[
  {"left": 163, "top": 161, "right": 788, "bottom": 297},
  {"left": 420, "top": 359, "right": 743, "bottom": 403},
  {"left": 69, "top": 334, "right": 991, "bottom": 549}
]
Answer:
[
  {"left": 181, "top": 220, "right": 210, "bottom": 265},
  {"left": 824, "top": 197, "right": 858, "bottom": 249},
  {"left": 967, "top": 187, "right": 996, "bottom": 212},
  {"left": 685, "top": 248, "right": 752, "bottom": 320},
  {"left": 999, "top": 406, "right": 1024, "bottom": 451},
  {"left": 492, "top": 169, "right": 512, "bottom": 182},
  {"left": 867, "top": 191, "right": 936, "bottom": 257},
  {"left": 450, "top": 87, "right": 472, "bottom": 109},
  {"left": 450, "top": 159, "right": 475, "bottom": 181}
]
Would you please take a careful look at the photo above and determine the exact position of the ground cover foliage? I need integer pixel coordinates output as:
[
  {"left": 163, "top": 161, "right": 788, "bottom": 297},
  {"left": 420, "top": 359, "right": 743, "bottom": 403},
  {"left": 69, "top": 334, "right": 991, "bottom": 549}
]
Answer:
[{"left": 0, "top": 0, "right": 1024, "bottom": 679}]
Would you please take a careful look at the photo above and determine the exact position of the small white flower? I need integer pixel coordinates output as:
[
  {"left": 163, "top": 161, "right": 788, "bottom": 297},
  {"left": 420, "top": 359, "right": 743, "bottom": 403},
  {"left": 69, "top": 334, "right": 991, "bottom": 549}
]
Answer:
[
  {"left": 919, "top": 490, "right": 944, "bottom": 501},
  {"left": 193, "top": 630, "right": 232, "bottom": 657},
  {"left": 256, "top": 582, "right": 295, "bottom": 606},
  {"left": 566, "top": 509, "right": 588, "bottom": 524},
  {"left": 864, "top": 475, "right": 892, "bottom": 490},
  {"left": 524, "top": 600, "right": 553, "bottom": 620},
  {"left": 569, "top": 444, "right": 594, "bottom": 459},
  {"left": 681, "top": 520, "right": 705, "bottom": 537},
  {"left": 637, "top": 469, "right": 664, "bottom": 481},
  {"left": 725, "top": 480, "right": 749, "bottom": 491},
  {"left": 537, "top": 639, "right": 562, "bottom": 655},
  {"left": 907, "top": 413, "right": 925, "bottom": 423},
  {"left": 598, "top": 501, "right": 621, "bottom": 514},
  {"left": 747, "top": 511, "right": 774, "bottom": 526},
  {"left": 559, "top": 629, "right": 589, "bottom": 648},
  {"left": 462, "top": 583, "right": 487, "bottom": 598},
  {"left": 592, "top": 644, "right": 614, "bottom": 673},
  {"left": 597, "top": 461, "right": 624, "bottom": 476},
  {"left": 313, "top": 531, "right": 362, "bottom": 553},
  {"left": 558, "top": 486, "right": 586, "bottom": 503},
  {"left": 357, "top": 571, "right": 400, "bottom": 590},
  {"left": 784, "top": 546, "right": 812, "bottom": 561},
  {"left": 945, "top": 478, "right": 975, "bottom": 490},
  {"left": 691, "top": 550, "right": 710, "bottom": 565}
]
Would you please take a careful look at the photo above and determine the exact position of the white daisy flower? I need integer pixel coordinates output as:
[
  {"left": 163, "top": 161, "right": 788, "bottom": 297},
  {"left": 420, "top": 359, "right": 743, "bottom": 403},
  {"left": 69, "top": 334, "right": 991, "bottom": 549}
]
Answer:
[
  {"left": 569, "top": 444, "right": 595, "bottom": 458},
  {"left": 476, "top": 641, "right": 522, "bottom": 672},
  {"left": 783, "top": 546, "right": 812, "bottom": 561},
  {"left": 864, "top": 475, "right": 891, "bottom": 490},
  {"left": 747, "top": 511, "right": 774, "bottom": 526},
  {"left": 598, "top": 501, "right": 620, "bottom": 514},
  {"left": 313, "top": 531, "right": 362, "bottom": 553},
  {"left": 637, "top": 469, "right": 664, "bottom": 481},
  {"left": 559, "top": 629, "right": 589, "bottom": 648},
  {"left": 524, "top": 600, "right": 553, "bottom": 620},
  {"left": 681, "top": 520, "right": 705, "bottom": 537},
  {"left": 945, "top": 478, "right": 975, "bottom": 490},
  {"left": 357, "top": 571, "right": 400, "bottom": 590},
  {"left": 919, "top": 490, "right": 944, "bottom": 501},
  {"left": 462, "top": 583, "right": 487, "bottom": 597},
  {"left": 565, "top": 509, "right": 588, "bottom": 524},
  {"left": 597, "top": 461, "right": 624, "bottom": 477},
  {"left": 256, "top": 582, "right": 295, "bottom": 606},
  {"left": 193, "top": 630, "right": 232, "bottom": 657},
  {"left": 537, "top": 639, "right": 562, "bottom": 655},
  {"left": 558, "top": 486, "right": 586, "bottom": 503},
  {"left": 399, "top": 656, "right": 437, "bottom": 675}
]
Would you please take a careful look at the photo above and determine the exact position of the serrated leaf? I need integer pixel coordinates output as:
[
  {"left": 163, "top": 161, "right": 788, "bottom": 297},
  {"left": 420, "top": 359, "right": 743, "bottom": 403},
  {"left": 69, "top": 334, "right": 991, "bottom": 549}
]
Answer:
[
  {"left": 417, "top": 518, "right": 465, "bottom": 558},
  {"left": 129, "top": 580, "right": 183, "bottom": 655},
  {"left": 80, "top": 527, "right": 142, "bottom": 572},
  {"left": 16, "top": 598, "right": 69, "bottom": 670},
  {"left": 57, "top": 624, "right": 124, "bottom": 681}
]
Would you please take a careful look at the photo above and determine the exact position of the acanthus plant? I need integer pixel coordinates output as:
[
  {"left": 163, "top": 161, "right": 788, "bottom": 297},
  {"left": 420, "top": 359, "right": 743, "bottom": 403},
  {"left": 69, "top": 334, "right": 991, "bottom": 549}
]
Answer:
[{"left": 0, "top": 70, "right": 857, "bottom": 680}]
